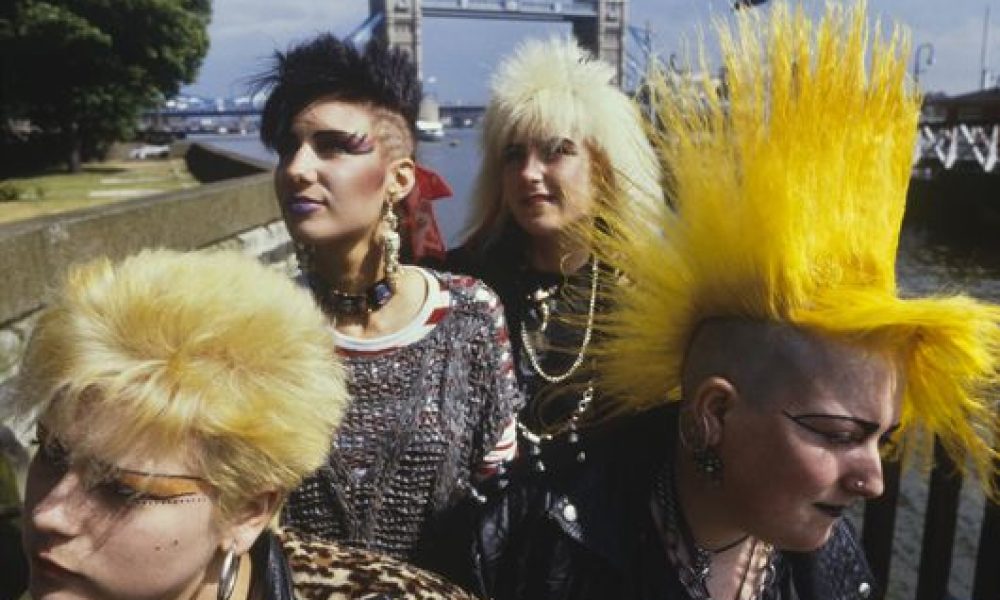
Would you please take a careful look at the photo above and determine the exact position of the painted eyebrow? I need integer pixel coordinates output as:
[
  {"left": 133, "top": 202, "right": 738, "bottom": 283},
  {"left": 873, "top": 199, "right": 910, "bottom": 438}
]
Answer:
[
  {"left": 781, "top": 410, "right": 881, "bottom": 435},
  {"left": 36, "top": 425, "right": 210, "bottom": 497},
  {"left": 313, "top": 129, "right": 373, "bottom": 147},
  {"left": 114, "top": 468, "right": 211, "bottom": 498}
]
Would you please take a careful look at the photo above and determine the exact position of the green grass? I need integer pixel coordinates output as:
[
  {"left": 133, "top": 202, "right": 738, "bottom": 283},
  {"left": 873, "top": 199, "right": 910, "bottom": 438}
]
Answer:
[{"left": 0, "top": 158, "right": 199, "bottom": 224}]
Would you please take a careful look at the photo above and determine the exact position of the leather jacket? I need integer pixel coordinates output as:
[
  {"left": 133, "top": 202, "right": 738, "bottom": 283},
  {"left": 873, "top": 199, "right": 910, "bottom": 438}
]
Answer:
[
  {"left": 472, "top": 406, "right": 879, "bottom": 600},
  {"left": 250, "top": 530, "right": 295, "bottom": 600}
]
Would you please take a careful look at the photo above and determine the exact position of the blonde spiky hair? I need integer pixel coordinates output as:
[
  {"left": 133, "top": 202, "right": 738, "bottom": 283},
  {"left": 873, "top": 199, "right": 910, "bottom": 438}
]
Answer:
[
  {"left": 11, "top": 249, "right": 347, "bottom": 518},
  {"left": 463, "top": 36, "right": 663, "bottom": 247},
  {"left": 587, "top": 1, "right": 1000, "bottom": 497}
]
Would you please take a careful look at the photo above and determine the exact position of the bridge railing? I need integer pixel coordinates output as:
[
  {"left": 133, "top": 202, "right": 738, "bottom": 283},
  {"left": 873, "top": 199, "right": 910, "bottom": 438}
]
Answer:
[
  {"left": 915, "top": 122, "right": 999, "bottom": 174},
  {"left": 862, "top": 441, "right": 1000, "bottom": 600}
]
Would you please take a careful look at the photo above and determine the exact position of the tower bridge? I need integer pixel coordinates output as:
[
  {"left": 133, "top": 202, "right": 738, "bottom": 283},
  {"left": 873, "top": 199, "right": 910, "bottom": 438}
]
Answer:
[{"left": 369, "top": 0, "right": 626, "bottom": 85}]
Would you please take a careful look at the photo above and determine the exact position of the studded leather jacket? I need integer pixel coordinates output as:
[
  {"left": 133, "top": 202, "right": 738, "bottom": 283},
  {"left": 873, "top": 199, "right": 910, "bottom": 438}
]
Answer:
[{"left": 471, "top": 406, "right": 879, "bottom": 600}]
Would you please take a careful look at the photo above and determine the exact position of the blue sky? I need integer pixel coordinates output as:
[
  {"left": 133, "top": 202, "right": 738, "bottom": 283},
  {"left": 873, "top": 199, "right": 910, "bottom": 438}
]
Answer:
[{"left": 185, "top": 0, "right": 1000, "bottom": 101}]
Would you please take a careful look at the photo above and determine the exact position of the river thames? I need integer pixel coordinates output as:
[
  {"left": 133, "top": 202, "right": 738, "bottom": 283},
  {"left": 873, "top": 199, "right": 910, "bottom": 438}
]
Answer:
[{"left": 201, "top": 127, "right": 998, "bottom": 598}]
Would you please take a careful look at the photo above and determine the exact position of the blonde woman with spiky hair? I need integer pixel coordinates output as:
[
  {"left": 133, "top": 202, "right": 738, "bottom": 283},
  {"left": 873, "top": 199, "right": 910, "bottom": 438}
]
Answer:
[
  {"left": 450, "top": 36, "right": 664, "bottom": 465},
  {"left": 474, "top": 2, "right": 1000, "bottom": 599},
  {"left": 8, "top": 250, "right": 473, "bottom": 600}
]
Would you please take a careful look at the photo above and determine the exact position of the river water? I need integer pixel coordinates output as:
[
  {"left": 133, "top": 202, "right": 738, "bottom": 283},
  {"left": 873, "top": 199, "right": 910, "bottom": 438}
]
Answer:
[{"left": 200, "top": 129, "right": 999, "bottom": 598}]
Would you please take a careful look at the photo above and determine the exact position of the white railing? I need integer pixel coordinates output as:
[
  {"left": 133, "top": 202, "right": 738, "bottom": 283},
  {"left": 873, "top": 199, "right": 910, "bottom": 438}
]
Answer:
[{"left": 915, "top": 123, "right": 999, "bottom": 173}]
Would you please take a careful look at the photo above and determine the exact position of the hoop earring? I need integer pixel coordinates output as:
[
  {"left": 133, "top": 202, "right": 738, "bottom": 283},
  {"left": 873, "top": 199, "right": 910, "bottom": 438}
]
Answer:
[
  {"left": 217, "top": 544, "right": 240, "bottom": 600},
  {"left": 679, "top": 410, "right": 724, "bottom": 483},
  {"left": 381, "top": 195, "right": 401, "bottom": 285}
]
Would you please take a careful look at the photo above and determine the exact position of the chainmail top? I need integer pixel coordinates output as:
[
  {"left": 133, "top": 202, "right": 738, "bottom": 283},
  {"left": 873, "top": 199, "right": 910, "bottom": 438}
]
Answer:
[{"left": 282, "top": 271, "right": 521, "bottom": 561}]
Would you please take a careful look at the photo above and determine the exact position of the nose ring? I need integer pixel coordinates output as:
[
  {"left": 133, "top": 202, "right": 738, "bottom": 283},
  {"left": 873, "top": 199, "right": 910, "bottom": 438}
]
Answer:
[{"left": 854, "top": 480, "right": 865, "bottom": 491}]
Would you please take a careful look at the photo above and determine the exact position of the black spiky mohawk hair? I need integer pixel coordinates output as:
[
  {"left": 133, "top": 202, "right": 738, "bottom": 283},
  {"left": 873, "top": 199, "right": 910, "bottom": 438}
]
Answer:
[{"left": 256, "top": 33, "right": 422, "bottom": 152}]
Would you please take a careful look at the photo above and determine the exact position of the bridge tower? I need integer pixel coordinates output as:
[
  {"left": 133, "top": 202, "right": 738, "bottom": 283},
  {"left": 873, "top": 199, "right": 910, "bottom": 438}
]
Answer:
[
  {"left": 369, "top": 0, "right": 423, "bottom": 78},
  {"left": 368, "top": 0, "right": 627, "bottom": 87},
  {"left": 571, "top": 1, "right": 626, "bottom": 86}
]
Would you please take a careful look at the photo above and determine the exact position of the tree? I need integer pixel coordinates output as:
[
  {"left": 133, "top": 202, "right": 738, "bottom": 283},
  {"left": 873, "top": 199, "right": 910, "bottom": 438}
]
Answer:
[{"left": 0, "top": 0, "right": 211, "bottom": 171}]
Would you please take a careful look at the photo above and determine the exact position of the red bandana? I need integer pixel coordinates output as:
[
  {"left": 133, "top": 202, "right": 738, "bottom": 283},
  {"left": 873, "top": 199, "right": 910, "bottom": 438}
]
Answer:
[{"left": 403, "top": 164, "right": 452, "bottom": 262}]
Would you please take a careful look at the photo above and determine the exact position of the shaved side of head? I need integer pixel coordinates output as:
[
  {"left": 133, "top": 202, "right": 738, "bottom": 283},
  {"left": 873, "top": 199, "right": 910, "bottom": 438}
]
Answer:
[{"left": 681, "top": 319, "right": 898, "bottom": 410}]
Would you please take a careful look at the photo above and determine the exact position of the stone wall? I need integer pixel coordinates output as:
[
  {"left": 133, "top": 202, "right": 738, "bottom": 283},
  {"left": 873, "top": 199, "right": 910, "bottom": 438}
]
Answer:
[
  {"left": 0, "top": 144, "right": 296, "bottom": 542},
  {"left": 0, "top": 161, "right": 292, "bottom": 392}
]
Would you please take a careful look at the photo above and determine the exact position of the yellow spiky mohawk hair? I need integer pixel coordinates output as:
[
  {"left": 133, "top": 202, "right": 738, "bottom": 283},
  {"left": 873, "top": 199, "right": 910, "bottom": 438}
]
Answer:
[{"left": 588, "top": 1, "right": 1000, "bottom": 496}]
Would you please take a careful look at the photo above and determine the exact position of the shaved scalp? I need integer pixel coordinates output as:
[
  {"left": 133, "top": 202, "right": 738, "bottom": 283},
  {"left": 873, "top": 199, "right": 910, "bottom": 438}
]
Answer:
[{"left": 681, "top": 319, "right": 896, "bottom": 409}]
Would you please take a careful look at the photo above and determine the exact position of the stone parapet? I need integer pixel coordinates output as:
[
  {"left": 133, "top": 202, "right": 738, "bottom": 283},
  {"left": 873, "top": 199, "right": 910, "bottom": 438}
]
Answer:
[
  {"left": 0, "top": 149, "right": 293, "bottom": 511},
  {"left": 0, "top": 166, "right": 292, "bottom": 390}
]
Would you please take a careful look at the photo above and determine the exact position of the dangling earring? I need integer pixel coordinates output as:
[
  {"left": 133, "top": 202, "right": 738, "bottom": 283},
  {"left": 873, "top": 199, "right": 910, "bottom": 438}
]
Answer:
[
  {"left": 381, "top": 194, "right": 401, "bottom": 286},
  {"left": 679, "top": 410, "right": 724, "bottom": 483},
  {"left": 217, "top": 544, "right": 240, "bottom": 600},
  {"left": 693, "top": 446, "right": 724, "bottom": 482}
]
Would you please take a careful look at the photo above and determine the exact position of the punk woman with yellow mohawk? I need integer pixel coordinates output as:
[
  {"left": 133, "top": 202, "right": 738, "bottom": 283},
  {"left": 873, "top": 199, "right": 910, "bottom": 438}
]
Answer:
[{"left": 474, "top": 2, "right": 1000, "bottom": 599}]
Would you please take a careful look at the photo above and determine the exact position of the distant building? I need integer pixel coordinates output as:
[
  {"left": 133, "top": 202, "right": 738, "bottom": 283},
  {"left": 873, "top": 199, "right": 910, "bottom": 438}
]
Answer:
[{"left": 922, "top": 88, "right": 1000, "bottom": 124}]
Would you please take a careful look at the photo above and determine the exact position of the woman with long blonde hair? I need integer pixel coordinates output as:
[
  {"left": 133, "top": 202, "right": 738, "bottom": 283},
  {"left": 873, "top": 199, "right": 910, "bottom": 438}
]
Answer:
[{"left": 450, "top": 37, "right": 663, "bottom": 468}]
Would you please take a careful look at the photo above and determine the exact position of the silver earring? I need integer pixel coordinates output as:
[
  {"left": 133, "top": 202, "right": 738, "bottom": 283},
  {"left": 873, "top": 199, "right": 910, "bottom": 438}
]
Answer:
[
  {"left": 217, "top": 544, "right": 240, "bottom": 600},
  {"left": 382, "top": 196, "right": 401, "bottom": 284},
  {"left": 679, "top": 411, "right": 723, "bottom": 483}
]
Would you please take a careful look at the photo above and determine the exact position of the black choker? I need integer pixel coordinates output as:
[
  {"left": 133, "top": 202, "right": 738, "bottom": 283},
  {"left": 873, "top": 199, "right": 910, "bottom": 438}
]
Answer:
[{"left": 316, "top": 277, "right": 395, "bottom": 316}]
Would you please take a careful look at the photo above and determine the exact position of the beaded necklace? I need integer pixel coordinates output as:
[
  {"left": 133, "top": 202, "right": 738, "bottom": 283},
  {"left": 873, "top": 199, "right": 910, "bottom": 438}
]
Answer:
[{"left": 516, "top": 256, "right": 599, "bottom": 471}]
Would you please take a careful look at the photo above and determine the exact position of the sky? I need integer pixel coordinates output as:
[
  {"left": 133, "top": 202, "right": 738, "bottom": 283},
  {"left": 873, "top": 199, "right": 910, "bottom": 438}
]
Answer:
[{"left": 184, "top": 0, "right": 1000, "bottom": 102}]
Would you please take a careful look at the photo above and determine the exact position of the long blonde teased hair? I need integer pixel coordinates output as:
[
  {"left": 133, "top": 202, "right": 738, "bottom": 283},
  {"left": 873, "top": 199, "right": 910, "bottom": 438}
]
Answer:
[
  {"left": 12, "top": 249, "right": 347, "bottom": 518},
  {"left": 462, "top": 36, "right": 663, "bottom": 248},
  {"left": 585, "top": 1, "right": 1000, "bottom": 497}
]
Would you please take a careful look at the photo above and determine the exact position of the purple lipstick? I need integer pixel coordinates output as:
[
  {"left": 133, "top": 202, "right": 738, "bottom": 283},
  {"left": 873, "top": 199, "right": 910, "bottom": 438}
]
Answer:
[{"left": 288, "top": 196, "right": 322, "bottom": 216}]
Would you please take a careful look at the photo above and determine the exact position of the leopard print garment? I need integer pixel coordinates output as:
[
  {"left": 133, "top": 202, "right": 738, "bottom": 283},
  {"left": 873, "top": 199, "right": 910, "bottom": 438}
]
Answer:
[{"left": 278, "top": 528, "right": 476, "bottom": 599}]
